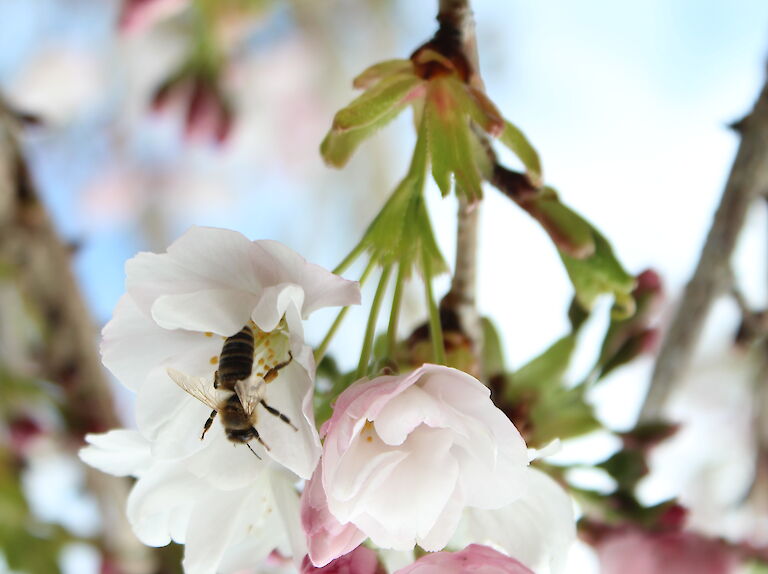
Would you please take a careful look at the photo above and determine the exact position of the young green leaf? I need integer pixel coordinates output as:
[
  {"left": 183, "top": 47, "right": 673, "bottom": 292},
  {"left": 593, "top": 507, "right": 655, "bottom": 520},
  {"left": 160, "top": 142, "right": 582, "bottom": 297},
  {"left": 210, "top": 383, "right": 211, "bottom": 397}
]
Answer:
[
  {"left": 560, "top": 224, "right": 637, "bottom": 319},
  {"left": 353, "top": 59, "right": 413, "bottom": 89},
  {"left": 332, "top": 73, "right": 422, "bottom": 132},
  {"left": 320, "top": 105, "right": 403, "bottom": 167},
  {"left": 500, "top": 120, "right": 542, "bottom": 185},
  {"left": 510, "top": 334, "right": 578, "bottom": 393},
  {"left": 424, "top": 78, "right": 483, "bottom": 200}
]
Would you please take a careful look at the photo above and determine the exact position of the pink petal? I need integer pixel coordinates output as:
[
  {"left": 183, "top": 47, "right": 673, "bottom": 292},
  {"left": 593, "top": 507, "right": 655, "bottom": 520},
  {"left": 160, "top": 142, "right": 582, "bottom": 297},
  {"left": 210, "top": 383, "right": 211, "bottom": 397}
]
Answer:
[{"left": 301, "top": 465, "right": 366, "bottom": 567}]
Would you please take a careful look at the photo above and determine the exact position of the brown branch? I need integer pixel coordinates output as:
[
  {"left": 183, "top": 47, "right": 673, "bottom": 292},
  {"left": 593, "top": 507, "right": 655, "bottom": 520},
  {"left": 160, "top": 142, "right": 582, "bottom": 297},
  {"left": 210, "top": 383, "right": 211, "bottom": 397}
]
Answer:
[
  {"left": 639, "top": 73, "right": 768, "bottom": 422},
  {"left": 0, "top": 110, "right": 155, "bottom": 574},
  {"left": 433, "top": 0, "right": 488, "bottom": 369}
]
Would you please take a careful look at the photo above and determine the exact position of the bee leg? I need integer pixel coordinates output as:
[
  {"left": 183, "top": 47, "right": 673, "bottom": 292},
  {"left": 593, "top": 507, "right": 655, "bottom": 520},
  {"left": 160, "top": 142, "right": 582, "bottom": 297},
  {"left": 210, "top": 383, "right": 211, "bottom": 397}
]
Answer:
[
  {"left": 251, "top": 427, "right": 271, "bottom": 451},
  {"left": 260, "top": 399, "right": 298, "bottom": 431},
  {"left": 263, "top": 351, "right": 293, "bottom": 383},
  {"left": 201, "top": 410, "right": 217, "bottom": 440}
]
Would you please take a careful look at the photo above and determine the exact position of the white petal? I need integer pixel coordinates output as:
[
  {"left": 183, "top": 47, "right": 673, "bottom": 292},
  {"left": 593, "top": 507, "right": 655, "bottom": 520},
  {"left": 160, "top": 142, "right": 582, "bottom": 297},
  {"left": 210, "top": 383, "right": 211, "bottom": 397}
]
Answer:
[
  {"left": 126, "top": 227, "right": 261, "bottom": 317},
  {"left": 151, "top": 288, "right": 258, "bottom": 335},
  {"left": 126, "top": 462, "right": 201, "bottom": 547},
  {"left": 348, "top": 427, "right": 459, "bottom": 550},
  {"left": 250, "top": 240, "right": 361, "bottom": 317},
  {"left": 256, "top": 361, "right": 321, "bottom": 480},
  {"left": 101, "top": 295, "right": 220, "bottom": 391},
  {"left": 269, "top": 466, "right": 308, "bottom": 566},
  {"left": 251, "top": 284, "right": 305, "bottom": 333},
  {"left": 184, "top": 428, "right": 268, "bottom": 490},
  {"left": 79, "top": 430, "right": 152, "bottom": 477},
  {"left": 454, "top": 468, "right": 576, "bottom": 573},
  {"left": 182, "top": 480, "right": 275, "bottom": 574},
  {"left": 372, "top": 385, "right": 450, "bottom": 445}
]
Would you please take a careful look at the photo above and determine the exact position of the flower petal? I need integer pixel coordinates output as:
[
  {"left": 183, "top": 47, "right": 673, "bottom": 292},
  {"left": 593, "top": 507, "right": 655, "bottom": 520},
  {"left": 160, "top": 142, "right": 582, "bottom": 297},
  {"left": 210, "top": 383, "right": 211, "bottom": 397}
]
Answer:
[
  {"left": 256, "top": 360, "right": 321, "bottom": 479},
  {"left": 79, "top": 430, "right": 152, "bottom": 477},
  {"left": 453, "top": 468, "right": 575, "bottom": 573},
  {"left": 302, "top": 465, "right": 367, "bottom": 568},
  {"left": 101, "top": 295, "right": 220, "bottom": 391},
  {"left": 250, "top": 240, "right": 361, "bottom": 317},
  {"left": 151, "top": 288, "right": 258, "bottom": 335}
]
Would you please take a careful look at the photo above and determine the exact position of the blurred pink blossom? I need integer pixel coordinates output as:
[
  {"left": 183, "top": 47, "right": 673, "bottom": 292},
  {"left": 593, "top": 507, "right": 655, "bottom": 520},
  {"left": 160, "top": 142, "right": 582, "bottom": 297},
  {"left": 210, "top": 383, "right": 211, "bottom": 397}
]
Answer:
[
  {"left": 394, "top": 545, "right": 533, "bottom": 574},
  {"left": 596, "top": 529, "right": 738, "bottom": 574},
  {"left": 119, "top": 0, "right": 189, "bottom": 33}
]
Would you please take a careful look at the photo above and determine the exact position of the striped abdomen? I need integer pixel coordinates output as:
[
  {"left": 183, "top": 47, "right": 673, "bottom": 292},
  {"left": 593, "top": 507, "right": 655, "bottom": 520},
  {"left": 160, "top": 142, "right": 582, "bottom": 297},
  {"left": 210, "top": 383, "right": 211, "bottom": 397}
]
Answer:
[{"left": 216, "top": 325, "right": 255, "bottom": 390}]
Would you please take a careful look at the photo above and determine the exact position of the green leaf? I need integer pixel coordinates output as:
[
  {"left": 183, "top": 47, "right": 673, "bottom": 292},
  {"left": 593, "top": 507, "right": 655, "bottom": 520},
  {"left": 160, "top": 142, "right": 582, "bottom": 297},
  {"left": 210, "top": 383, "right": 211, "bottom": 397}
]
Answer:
[
  {"left": 500, "top": 120, "right": 542, "bottom": 185},
  {"left": 481, "top": 317, "right": 507, "bottom": 377},
  {"left": 353, "top": 59, "right": 413, "bottom": 89},
  {"left": 424, "top": 78, "right": 483, "bottom": 200},
  {"left": 457, "top": 85, "right": 504, "bottom": 138},
  {"left": 332, "top": 73, "right": 421, "bottom": 132},
  {"left": 529, "top": 387, "right": 601, "bottom": 444},
  {"left": 320, "top": 105, "right": 402, "bottom": 167},
  {"left": 560, "top": 222, "right": 636, "bottom": 319},
  {"left": 518, "top": 187, "right": 596, "bottom": 258},
  {"left": 510, "top": 334, "right": 577, "bottom": 392}
]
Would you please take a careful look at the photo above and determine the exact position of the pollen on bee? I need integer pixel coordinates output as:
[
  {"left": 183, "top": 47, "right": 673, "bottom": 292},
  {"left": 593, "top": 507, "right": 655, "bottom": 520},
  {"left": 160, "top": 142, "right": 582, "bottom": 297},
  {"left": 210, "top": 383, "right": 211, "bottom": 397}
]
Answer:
[{"left": 209, "top": 356, "right": 218, "bottom": 364}]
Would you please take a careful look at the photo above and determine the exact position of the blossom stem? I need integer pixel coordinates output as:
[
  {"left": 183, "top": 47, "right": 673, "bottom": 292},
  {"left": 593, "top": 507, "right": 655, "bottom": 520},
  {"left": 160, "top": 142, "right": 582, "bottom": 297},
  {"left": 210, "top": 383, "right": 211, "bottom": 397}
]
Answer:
[
  {"left": 357, "top": 264, "right": 394, "bottom": 378},
  {"left": 332, "top": 240, "right": 367, "bottom": 276},
  {"left": 386, "top": 258, "right": 407, "bottom": 359},
  {"left": 315, "top": 258, "right": 377, "bottom": 363},
  {"left": 423, "top": 252, "right": 447, "bottom": 365}
]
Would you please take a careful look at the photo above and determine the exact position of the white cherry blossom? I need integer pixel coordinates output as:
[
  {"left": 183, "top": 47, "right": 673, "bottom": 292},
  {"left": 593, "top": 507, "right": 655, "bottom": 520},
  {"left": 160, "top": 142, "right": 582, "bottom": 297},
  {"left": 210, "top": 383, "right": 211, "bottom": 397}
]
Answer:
[
  {"left": 301, "top": 364, "right": 575, "bottom": 567},
  {"left": 80, "top": 429, "right": 306, "bottom": 574},
  {"left": 81, "top": 226, "right": 359, "bottom": 573},
  {"left": 101, "top": 225, "right": 360, "bottom": 478}
]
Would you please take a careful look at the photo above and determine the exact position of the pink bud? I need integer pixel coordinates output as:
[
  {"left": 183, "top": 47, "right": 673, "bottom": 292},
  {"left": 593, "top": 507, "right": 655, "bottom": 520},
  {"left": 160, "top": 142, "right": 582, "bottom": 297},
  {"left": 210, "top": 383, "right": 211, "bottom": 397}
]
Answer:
[
  {"left": 9, "top": 415, "right": 43, "bottom": 454},
  {"left": 394, "top": 545, "right": 534, "bottom": 574},
  {"left": 634, "top": 269, "right": 663, "bottom": 297},
  {"left": 301, "top": 546, "right": 385, "bottom": 574}
]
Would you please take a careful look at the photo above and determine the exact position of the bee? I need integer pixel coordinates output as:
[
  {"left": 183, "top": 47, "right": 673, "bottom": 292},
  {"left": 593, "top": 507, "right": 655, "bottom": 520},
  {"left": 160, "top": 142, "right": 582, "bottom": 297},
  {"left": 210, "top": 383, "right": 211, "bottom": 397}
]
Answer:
[{"left": 166, "top": 324, "right": 297, "bottom": 457}]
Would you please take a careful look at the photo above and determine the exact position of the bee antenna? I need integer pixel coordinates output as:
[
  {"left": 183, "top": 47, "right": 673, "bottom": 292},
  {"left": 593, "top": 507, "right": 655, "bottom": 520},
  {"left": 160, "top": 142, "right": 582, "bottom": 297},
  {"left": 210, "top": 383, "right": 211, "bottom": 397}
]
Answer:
[{"left": 245, "top": 442, "right": 262, "bottom": 460}]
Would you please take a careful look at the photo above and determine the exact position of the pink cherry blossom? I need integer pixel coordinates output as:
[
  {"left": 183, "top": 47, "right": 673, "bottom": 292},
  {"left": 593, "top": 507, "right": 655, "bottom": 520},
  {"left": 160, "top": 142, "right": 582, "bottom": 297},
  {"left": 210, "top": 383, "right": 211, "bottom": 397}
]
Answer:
[
  {"left": 596, "top": 528, "right": 738, "bottom": 574},
  {"left": 302, "top": 364, "right": 574, "bottom": 567},
  {"left": 394, "top": 545, "right": 533, "bottom": 574},
  {"left": 300, "top": 545, "right": 385, "bottom": 574}
]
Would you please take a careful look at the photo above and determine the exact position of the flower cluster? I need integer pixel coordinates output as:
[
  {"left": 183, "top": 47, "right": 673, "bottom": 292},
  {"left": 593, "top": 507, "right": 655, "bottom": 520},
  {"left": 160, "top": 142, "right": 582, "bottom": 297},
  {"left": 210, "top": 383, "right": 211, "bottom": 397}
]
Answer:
[{"left": 81, "top": 226, "right": 575, "bottom": 573}]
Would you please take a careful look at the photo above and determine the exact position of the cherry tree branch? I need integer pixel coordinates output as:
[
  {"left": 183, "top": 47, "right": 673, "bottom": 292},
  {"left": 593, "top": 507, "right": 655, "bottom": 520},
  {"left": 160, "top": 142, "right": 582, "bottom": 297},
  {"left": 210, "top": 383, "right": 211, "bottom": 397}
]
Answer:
[
  {"left": 639, "top": 73, "right": 768, "bottom": 422},
  {"left": 0, "top": 110, "right": 155, "bottom": 574},
  {"left": 437, "top": 0, "right": 486, "bottom": 366}
]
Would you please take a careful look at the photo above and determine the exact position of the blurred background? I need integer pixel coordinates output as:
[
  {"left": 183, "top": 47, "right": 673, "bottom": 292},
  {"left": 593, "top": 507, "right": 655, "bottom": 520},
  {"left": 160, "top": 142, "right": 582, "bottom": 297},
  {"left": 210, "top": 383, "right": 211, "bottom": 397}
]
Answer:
[{"left": 1, "top": 0, "right": 768, "bottom": 572}]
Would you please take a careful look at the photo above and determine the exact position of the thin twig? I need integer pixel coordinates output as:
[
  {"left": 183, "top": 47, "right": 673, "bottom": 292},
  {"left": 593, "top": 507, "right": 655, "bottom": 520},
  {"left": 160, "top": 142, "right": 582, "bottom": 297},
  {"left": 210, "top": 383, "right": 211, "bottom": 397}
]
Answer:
[
  {"left": 639, "top": 72, "right": 768, "bottom": 422},
  {"left": 0, "top": 109, "right": 155, "bottom": 574},
  {"left": 437, "top": 0, "right": 486, "bottom": 367}
]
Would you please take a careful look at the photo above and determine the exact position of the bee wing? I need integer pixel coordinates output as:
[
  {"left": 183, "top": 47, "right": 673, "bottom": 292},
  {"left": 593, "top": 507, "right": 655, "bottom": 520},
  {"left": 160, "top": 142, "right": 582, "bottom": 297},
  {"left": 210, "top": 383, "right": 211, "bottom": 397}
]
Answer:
[
  {"left": 166, "top": 367, "right": 228, "bottom": 411},
  {"left": 235, "top": 374, "right": 266, "bottom": 417}
]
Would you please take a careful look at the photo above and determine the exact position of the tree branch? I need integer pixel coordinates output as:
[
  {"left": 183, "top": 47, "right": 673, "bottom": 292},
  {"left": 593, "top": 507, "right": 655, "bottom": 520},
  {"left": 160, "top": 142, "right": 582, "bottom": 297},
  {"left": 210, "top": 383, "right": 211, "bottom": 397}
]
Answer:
[
  {"left": 639, "top": 73, "right": 768, "bottom": 422},
  {"left": 0, "top": 110, "right": 155, "bottom": 574},
  {"left": 435, "top": 0, "right": 487, "bottom": 368}
]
